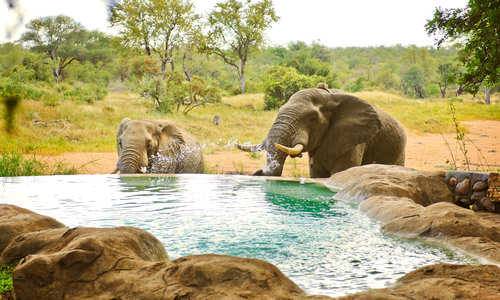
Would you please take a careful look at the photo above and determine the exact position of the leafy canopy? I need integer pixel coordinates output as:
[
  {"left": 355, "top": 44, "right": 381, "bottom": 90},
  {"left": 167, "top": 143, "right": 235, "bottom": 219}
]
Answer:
[
  {"left": 110, "top": 0, "right": 200, "bottom": 73},
  {"left": 19, "top": 15, "right": 113, "bottom": 83},
  {"left": 204, "top": 0, "right": 279, "bottom": 93},
  {"left": 426, "top": 0, "right": 500, "bottom": 93}
]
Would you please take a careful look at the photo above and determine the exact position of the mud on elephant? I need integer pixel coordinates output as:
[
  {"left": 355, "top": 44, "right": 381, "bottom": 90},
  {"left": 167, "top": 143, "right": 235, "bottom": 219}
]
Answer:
[
  {"left": 237, "top": 84, "right": 406, "bottom": 178},
  {"left": 114, "top": 118, "right": 204, "bottom": 174}
]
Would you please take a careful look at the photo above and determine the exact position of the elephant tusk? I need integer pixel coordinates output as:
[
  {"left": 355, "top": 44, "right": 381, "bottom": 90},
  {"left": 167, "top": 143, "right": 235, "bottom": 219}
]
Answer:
[
  {"left": 235, "top": 143, "right": 263, "bottom": 152},
  {"left": 274, "top": 143, "right": 304, "bottom": 156}
]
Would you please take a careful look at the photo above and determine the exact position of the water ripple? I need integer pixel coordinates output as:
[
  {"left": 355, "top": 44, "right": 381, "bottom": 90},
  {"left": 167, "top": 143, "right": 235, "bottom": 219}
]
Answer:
[{"left": 0, "top": 174, "right": 475, "bottom": 297}]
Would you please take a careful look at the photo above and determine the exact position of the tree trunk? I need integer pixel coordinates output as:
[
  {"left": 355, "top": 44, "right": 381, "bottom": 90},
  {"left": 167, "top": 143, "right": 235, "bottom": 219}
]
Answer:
[
  {"left": 161, "top": 60, "right": 167, "bottom": 76},
  {"left": 144, "top": 38, "right": 151, "bottom": 56},
  {"left": 485, "top": 87, "right": 491, "bottom": 104},
  {"left": 456, "top": 85, "right": 465, "bottom": 96},
  {"left": 239, "top": 58, "right": 246, "bottom": 94},
  {"left": 439, "top": 82, "right": 447, "bottom": 98}
]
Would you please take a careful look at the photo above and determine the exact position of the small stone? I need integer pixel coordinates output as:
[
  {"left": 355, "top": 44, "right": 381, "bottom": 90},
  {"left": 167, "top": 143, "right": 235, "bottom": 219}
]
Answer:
[
  {"left": 459, "top": 198, "right": 473, "bottom": 206},
  {"left": 472, "top": 181, "right": 488, "bottom": 191},
  {"left": 480, "top": 197, "right": 495, "bottom": 212},
  {"left": 448, "top": 177, "right": 457, "bottom": 187},
  {"left": 455, "top": 178, "right": 470, "bottom": 195},
  {"left": 471, "top": 190, "right": 486, "bottom": 202}
]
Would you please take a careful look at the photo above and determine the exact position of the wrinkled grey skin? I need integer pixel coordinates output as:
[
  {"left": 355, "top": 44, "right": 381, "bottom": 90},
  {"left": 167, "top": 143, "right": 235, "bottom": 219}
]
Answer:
[
  {"left": 115, "top": 118, "right": 204, "bottom": 174},
  {"left": 246, "top": 87, "right": 406, "bottom": 178}
]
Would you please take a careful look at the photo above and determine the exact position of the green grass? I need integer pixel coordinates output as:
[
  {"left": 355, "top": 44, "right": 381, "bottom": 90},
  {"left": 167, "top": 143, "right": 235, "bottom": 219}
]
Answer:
[
  {"left": 1, "top": 90, "right": 499, "bottom": 156},
  {"left": 0, "top": 265, "right": 13, "bottom": 298},
  {"left": 0, "top": 152, "right": 77, "bottom": 176},
  {"left": 354, "top": 91, "right": 500, "bottom": 134}
]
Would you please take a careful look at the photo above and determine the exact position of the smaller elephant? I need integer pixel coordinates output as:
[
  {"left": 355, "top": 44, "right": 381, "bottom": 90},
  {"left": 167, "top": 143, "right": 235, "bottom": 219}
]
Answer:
[{"left": 114, "top": 118, "right": 204, "bottom": 174}]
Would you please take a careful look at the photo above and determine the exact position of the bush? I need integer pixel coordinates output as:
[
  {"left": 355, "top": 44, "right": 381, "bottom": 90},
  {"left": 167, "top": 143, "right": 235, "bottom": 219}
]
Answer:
[
  {"left": 65, "top": 84, "right": 108, "bottom": 104},
  {"left": 0, "top": 152, "right": 45, "bottom": 176},
  {"left": 263, "top": 65, "right": 323, "bottom": 110},
  {"left": 131, "top": 72, "right": 221, "bottom": 114}
]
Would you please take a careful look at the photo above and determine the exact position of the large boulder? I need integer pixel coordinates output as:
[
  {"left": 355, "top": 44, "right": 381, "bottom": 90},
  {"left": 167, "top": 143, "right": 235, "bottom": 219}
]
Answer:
[
  {"left": 334, "top": 264, "right": 500, "bottom": 300},
  {"left": 326, "top": 164, "right": 500, "bottom": 264},
  {"left": 0, "top": 204, "right": 65, "bottom": 254},
  {"left": 8, "top": 226, "right": 169, "bottom": 299},
  {"left": 328, "top": 164, "right": 452, "bottom": 206}
]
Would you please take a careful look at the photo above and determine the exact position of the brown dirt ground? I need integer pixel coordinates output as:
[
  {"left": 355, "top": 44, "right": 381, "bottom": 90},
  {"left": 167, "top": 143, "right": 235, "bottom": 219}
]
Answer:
[{"left": 38, "top": 120, "right": 500, "bottom": 176}]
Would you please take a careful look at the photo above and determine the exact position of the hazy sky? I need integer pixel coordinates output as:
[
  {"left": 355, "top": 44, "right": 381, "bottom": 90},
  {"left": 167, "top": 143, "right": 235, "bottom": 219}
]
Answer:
[{"left": 1, "top": 0, "right": 468, "bottom": 47}]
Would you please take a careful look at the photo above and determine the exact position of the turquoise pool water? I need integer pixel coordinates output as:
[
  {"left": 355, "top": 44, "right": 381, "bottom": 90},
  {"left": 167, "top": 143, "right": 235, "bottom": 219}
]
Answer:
[{"left": 0, "top": 174, "right": 474, "bottom": 297}]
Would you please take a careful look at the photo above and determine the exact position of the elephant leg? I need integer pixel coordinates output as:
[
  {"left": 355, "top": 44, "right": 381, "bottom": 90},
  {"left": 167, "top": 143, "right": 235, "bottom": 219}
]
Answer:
[{"left": 310, "top": 143, "right": 366, "bottom": 178}]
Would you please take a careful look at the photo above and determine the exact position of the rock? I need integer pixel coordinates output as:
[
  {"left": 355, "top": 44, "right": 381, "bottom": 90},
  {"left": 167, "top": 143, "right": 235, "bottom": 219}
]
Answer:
[
  {"left": 382, "top": 202, "right": 500, "bottom": 245},
  {"left": 167, "top": 254, "right": 307, "bottom": 300},
  {"left": 471, "top": 190, "right": 487, "bottom": 202},
  {"left": 455, "top": 178, "right": 470, "bottom": 195},
  {"left": 448, "top": 176, "right": 457, "bottom": 187},
  {"left": 0, "top": 204, "right": 65, "bottom": 254},
  {"left": 10, "top": 226, "right": 170, "bottom": 300},
  {"left": 327, "top": 164, "right": 452, "bottom": 206},
  {"left": 458, "top": 197, "right": 473, "bottom": 206},
  {"left": 480, "top": 197, "right": 497, "bottom": 213},
  {"left": 327, "top": 165, "right": 500, "bottom": 264},
  {"left": 335, "top": 264, "right": 500, "bottom": 300},
  {"left": 473, "top": 180, "right": 488, "bottom": 191}
]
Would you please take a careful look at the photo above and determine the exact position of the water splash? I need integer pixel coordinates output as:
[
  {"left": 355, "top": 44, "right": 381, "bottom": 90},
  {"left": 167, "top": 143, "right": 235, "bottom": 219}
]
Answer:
[{"left": 148, "top": 145, "right": 200, "bottom": 173}]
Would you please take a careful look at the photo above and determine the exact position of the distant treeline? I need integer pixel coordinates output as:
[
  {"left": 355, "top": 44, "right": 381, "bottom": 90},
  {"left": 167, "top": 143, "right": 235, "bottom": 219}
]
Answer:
[{"left": 0, "top": 14, "right": 487, "bottom": 113}]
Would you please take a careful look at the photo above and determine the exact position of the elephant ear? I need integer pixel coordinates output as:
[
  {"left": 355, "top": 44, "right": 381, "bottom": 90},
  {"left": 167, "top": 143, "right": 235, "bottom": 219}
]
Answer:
[
  {"left": 323, "top": 94, "right": 381, "bottom": 158},
  {"left": 156, "top": 122, "right": 186, "bottom": 153},
  {"left": 116, "top": 118, "right": 131, "bottom": 156}
]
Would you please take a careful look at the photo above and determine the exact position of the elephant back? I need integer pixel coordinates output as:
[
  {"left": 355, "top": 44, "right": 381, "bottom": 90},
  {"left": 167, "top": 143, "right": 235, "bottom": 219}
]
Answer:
[{"left": 363, "top": 108, "right": 406, "bottom": 166}]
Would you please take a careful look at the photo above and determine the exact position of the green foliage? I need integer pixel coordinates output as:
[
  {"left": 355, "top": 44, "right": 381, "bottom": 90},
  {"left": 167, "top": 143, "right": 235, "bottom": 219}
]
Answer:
[
  {"left": 19, "top": 16, "right": 116, "bottom": 84},
  {"left": 426, "top": 1, "right": 500, "bottom": 94},
  {"left": 65, "top": 85, "right": 108, "bottom": 104},
  {"left": 110, "top": 0, "right": 200, "bottom": 73},
  {"left": 204, "top": 0, "right": 279, "bottom": 93},
  {"left": 132, "top": 71, "right": 221, "bottom": 114},
  {"left": 263, "top": 65, "right": 322, "bottom": 110},
  {"left": 0, "top": 152, "right": 44, "bottom": 176},
  {"left": 0, "top": 152, "right": 78, "bottom": 176},
  {"left": 346, "top": 77, "right": 366, "bottom": 92},
  {"left": 0, "top": 265, "right": 13, "bottom": 296},
  {"left": 402, "top": 65, "right": 427, "bottom": 98}
]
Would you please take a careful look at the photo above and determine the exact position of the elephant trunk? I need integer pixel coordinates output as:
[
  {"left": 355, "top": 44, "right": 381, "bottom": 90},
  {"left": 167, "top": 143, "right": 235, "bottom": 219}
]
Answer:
[
  {"left": 254, "top": 114, "right": 299, "bottom": 176},
  {"left": 118, "top": 146, "right": 148, "bottom": 174}
]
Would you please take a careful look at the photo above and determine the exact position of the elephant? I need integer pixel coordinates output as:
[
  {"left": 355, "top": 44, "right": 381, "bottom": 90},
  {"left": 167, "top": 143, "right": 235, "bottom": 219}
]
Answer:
[
  {"left": 236, "top": 84, "right": 406, "bottom": 178},
  {"left": 113, "top": 118, "right": 204, "bottom": 174}
]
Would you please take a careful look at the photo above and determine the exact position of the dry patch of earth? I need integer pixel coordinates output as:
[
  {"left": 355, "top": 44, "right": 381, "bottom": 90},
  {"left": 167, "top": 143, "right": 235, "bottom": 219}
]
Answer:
[{"left": 38, "top": 120, "right": 500, "bottom": 176}]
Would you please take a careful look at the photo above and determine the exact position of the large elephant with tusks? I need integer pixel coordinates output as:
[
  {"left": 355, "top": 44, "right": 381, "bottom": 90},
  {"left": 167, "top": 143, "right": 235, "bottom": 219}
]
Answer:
[
  {"left": 236, "top": 84, "right": 406, "bottom": 178},
  {"left": 114, "top": 118, "right": 204, "bottom": 174}
]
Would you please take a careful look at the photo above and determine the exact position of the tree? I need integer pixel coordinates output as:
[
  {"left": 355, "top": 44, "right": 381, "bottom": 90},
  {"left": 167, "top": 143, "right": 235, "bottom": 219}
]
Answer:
[
  {"left": 437, "top": 63, "right": 458, "bottom": 97},
  {"left": 110, "top": 0, "right": 200, "bottom": 74},
  {"left": 204, "top": 0, "right": 279, "bottom": 94},
  {"left": 402, "top": 65, "right": 426, "bottom": 98},
  {"left": 426, "top": 0, "right": 500, "bottom": 95},
  {"left": 19, "top": 15, "right": 89, "bottom": 83}
]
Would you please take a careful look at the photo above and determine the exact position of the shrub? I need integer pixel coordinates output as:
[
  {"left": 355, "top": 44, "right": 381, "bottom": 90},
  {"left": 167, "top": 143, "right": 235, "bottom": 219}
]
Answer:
[
  {"left": 0, "top": 152, "right": 45, "bottom": 176},
  {"left": 263, "top": 65, "right": 322, "bottom": 110},
  {"left": 131, "top": 72, "right": 221, "bottom": 114},
  {"left": 65, "top": 84, "right": 108, "bottom": 104}
]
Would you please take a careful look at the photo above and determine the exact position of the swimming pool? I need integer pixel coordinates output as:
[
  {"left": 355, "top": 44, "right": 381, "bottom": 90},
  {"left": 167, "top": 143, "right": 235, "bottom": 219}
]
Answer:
[{"left": 0, "top": 174, "right": 474, "bottom": 297}]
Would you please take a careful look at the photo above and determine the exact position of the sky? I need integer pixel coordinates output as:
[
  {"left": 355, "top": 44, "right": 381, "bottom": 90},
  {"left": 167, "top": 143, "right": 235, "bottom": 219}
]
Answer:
[{"left": 1, "top": 0, "right": 468, "bottom": 47}]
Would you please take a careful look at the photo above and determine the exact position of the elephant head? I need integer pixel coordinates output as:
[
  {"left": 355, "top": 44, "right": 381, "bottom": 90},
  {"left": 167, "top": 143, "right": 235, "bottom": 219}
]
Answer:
[
  {"left": 237, "top": 85, "right": 405, "bottom": 178},
  {"left": 114, "top": 118, "right": 187, "bottom": 174}
]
